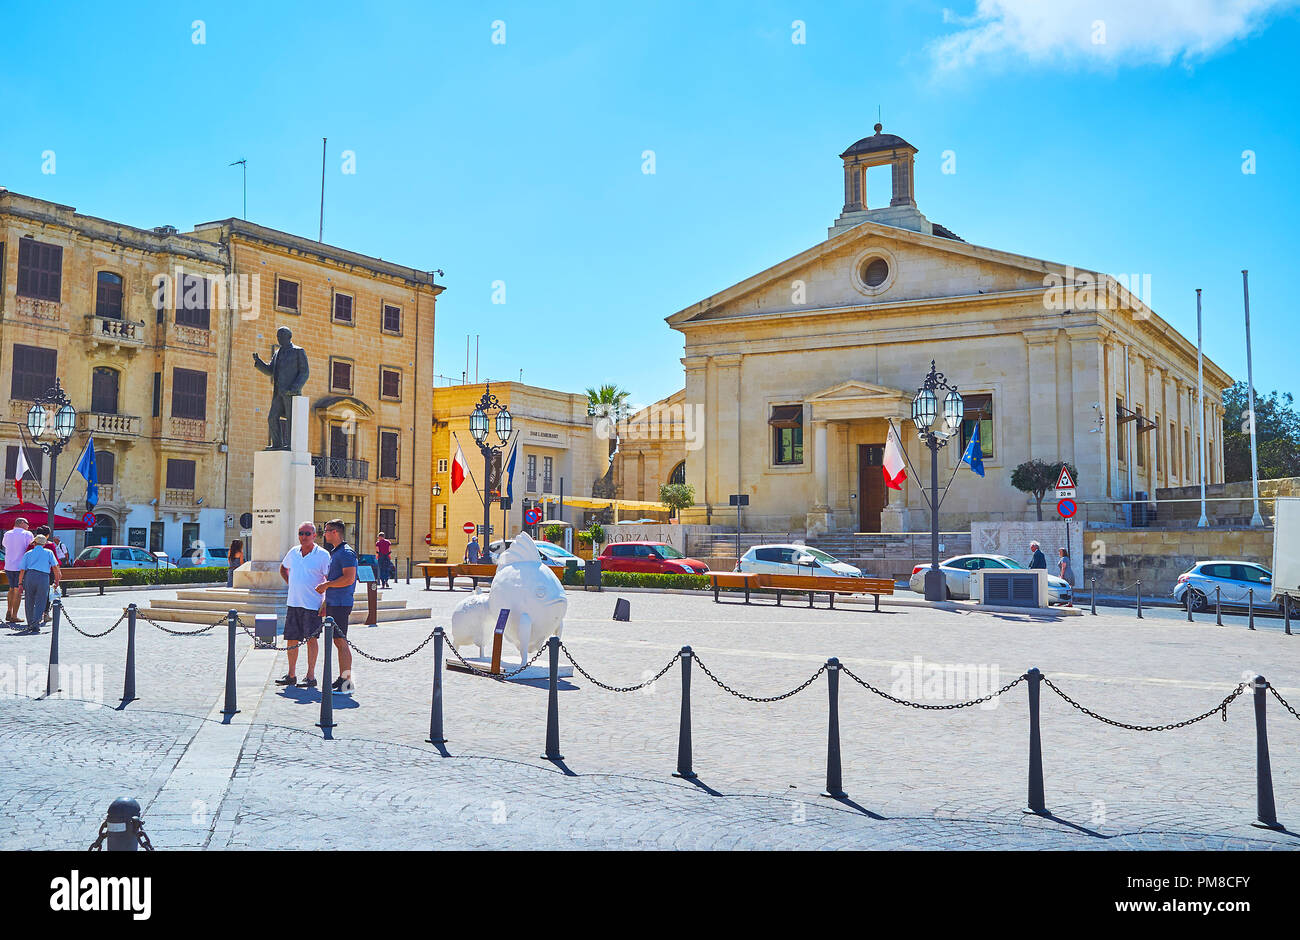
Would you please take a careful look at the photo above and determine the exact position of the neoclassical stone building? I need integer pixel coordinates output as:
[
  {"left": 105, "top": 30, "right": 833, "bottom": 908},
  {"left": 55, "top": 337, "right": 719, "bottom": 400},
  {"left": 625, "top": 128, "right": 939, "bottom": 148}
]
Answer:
[{"left": 660, "top": 126, "right": 1231, "bottom": 533}]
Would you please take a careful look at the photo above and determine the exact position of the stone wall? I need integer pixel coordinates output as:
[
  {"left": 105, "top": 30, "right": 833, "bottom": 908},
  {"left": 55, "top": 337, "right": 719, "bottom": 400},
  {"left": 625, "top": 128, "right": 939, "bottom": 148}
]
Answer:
[
  {"left": 1079, "top": 526, "right": 1274, "bottom": 598},
  {"left": 971, "top": 521, "right": 1086, "bottom": 586}
]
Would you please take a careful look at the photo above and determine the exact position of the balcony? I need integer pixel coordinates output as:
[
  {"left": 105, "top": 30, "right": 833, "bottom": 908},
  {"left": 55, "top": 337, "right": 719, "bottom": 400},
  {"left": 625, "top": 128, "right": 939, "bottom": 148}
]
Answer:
[
  {"left": 163, "top": 488, "right": 198, "bottom": 507},
  {"left": 169, "top": 322, "right": 212, "bottom": 349},
  {"left": 84, "top": 315, "right": 147, "bottom": 352},
  {"left": 169, "top": 417, "right": 207, "bottom": 441},
  {"left": 9, "top": 295, "right": 63, "bottom": 326},
  {"left": 78, "top": 411, "right": 141, "bottom": 443},
  {"left": 312, "top": 455, "right": 369, "bottom": 483},
  {"left": 8, "top": 400, "right": 34, "bottom": 422}
]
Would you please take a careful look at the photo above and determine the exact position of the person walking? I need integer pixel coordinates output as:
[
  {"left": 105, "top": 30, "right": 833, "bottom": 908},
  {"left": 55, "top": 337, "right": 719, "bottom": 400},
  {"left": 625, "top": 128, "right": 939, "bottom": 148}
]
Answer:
[
  {"left": 227, "top": 539, "right": 244, "bottom": 588},
  {"left": 16, "top": 534, "right": 60, "bottom": 636},
  {"left": 277, "top": 522, "right": 332, "bottom": 689},
  {"left": 375, "top": 531, "right": 392, "bottom": 589},
  {"left": 318, "top": 519, "right": 359, "bottom": 692},
  {"left": 1028, "top": 540, "right": 1047, "bottom": 570},
  {"left": 464, "top": 535, "right": 481, "bottom": 565},
  {"left": 3, "top": 518, "right": 34, "bottom": 626},
  {"left": 1058, "top": 548, "right": 1076, "bottom": 606}
]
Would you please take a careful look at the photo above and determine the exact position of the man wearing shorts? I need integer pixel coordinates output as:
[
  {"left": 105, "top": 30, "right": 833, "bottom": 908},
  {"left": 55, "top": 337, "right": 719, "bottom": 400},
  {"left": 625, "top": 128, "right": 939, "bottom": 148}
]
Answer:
[
  {"left": 3, "top": 518, "right": 33, "bottom": 626},
  {"left": 278, "top": 522, "right": 331, "bottom": 688},
  {"left": 317, "top": 519, "right": 358, "bottom": 692}
]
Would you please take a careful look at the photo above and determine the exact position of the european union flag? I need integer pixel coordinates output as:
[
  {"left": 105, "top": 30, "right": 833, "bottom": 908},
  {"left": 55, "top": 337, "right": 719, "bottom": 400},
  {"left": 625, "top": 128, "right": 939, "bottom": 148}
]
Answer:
[
  {"left": 76, "top": 438, "right": 98, "bottom": 508},
  {"left": 961, "top": 424, "right": 985, "bottom": 478},
  {"left": 503, "top": 442, "right": 518, "bottom": 501}
]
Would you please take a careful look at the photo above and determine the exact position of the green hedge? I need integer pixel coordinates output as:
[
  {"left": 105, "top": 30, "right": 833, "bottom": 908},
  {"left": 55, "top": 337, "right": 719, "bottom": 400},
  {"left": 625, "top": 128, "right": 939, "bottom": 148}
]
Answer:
[
  {"left": 113, "top": 566, "right": 229, "bottom": 586},
  {"left": 583, "top": 571, "right": 711, "bottom": 591}
]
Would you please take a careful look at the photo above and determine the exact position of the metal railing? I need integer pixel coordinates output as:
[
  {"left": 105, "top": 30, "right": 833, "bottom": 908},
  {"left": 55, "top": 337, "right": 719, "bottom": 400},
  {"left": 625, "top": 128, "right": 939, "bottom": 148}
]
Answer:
[{"left": 312, "top": 455, "right": 369, "bottom": 481}]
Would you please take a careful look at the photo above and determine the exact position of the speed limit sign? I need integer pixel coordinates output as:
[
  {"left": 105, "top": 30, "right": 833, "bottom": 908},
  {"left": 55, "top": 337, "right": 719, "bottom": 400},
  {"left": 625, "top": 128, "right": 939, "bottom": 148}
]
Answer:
[{"left": 462, "top": 522, "right": 476, "bottom": 534}]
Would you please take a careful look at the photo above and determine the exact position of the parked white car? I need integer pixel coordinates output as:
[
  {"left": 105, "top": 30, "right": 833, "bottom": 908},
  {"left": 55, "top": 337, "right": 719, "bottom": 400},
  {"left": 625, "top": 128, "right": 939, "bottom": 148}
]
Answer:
[
  {"left": 738, "top": 544, "right": 863, "bottom": 577},
  {"left": 1171, "top": 560, "right": 1280, "bottom": 612},
  {"left": 909, "top": 554, "right": 1073, "bottom": 605},
  {"left": 487, "top": 539, "right": 585, "bottom": 569}
]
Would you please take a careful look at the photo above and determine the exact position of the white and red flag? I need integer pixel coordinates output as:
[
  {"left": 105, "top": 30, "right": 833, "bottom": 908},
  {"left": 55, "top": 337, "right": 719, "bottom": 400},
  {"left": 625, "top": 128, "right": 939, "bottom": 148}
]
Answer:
[
  {"left": 451, "top": 443, "right": 468, "bottom": 493},
  {"left": 12, "top": 446, "right": 30, "bottom": 502},
  {"left": 882, "top": 425, "right": 907, "bottom": 490}
]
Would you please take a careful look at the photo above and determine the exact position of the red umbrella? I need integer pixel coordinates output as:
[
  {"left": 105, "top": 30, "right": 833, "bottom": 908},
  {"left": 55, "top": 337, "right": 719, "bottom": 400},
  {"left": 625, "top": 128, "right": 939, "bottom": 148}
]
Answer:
[{"left": 0, "top": 501, "right": 94, "bottom": 531}]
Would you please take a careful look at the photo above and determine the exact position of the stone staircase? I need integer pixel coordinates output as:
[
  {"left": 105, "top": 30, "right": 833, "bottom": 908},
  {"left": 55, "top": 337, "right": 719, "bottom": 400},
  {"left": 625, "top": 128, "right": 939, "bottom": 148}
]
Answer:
[{"left": 136, "top": 586, "right": 431, "bottom": 625}]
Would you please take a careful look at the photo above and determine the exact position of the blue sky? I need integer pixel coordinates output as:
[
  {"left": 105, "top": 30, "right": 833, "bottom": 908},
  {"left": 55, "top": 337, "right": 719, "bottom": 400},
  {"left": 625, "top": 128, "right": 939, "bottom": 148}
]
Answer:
[{"left": 3, "top": 0, "right": 1298, "bottom": 408}]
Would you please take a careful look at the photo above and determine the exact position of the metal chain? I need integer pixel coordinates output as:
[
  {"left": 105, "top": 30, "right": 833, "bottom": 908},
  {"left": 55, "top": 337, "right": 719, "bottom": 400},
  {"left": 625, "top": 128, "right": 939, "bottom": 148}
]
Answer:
[
  {"left": 839, "top": 663, "right": 1027, "bottom": 710},
  {"left": 442, "top": 637, "right": 549, "bottom": 680},
  {"left": 691, "top": 652, "right": 826, "bottom": 703},
  {"left": 134, "top": 819, "right": 155, "bottom": 852},
  {"left": 1041, "top": 676, "right": 1246, "bottom": 731},
  {"left": 558, "top": 640, "right": 679, "bottom": 692},
  {"left": 141, "top": 611, "right": 222, "bottom": 637},
  {"left": 1268, "top": 685, "right": 1300, "bottom": 721},
  {"left": 67, "top": 610, "right": 126, "bottom": 639},
  {"left": 88, "top": 821, "right": 108, "bottom": 852},
  {"left": 237, "top": 621, "right": 294, "bottom": 651},
  {"left": 345, "top": 628, "right": 439, "bottom": 663}
]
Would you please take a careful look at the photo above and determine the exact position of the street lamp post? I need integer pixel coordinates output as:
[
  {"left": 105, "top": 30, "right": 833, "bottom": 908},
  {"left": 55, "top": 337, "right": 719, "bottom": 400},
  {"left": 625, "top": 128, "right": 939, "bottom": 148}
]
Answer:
[
  {"left": 911, "top": 361, "right": 964, "bottom": 602},
  {"left": 469, "top": 382, "right": 512, "bottom": 547},
  {"left": 26, "top": 379, "right": 78, "bottom": 547}
]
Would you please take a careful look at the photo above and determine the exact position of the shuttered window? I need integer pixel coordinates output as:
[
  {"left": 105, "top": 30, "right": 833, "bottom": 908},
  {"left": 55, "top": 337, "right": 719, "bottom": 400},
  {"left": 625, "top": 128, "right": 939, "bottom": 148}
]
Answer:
[
  {"left": 16, "top": 238, "right": 62, "bottom": 301},
  {"left": 380, "top": 367, "right": 401, "bottom": 400},
  {"left": 333, "top": 292, "right": 353, "bottom": 323},
  {"left": 171, "top": 368, "right": 208, "bottom": 420},
  {"left": 330, "top": 359, "right": 353, "bottom": 393},
  {"left": 96, "top": 272, "right": 124, "bottom": 318},
  {"left": 98, "top": 451, "right": 116, "bottom": 485},
  {"left": 11, "top": 344, "right": 57, "bottom": 399},
  {"left": 382, "top": 303, "right": 402, "bottom": 334},
  {"left": 175, "top": 274, "right": 211, "bottom": 328},
  {"left": 379, "top": 430, "right": 400, "bottom": 479},
  {"left": 166, "top": 458, "right": 196, "bottom": 489}
]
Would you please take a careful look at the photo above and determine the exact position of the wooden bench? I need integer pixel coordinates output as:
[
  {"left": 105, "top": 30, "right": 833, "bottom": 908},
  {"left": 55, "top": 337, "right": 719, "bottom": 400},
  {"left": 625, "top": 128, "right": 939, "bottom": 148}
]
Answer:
[
  {"left": 457, "top": 563, "right": 498, "bottom": 587},
  {"left": 706, "top": 571, "right": 761, "bottom": 604},
  {"left": 754, "top": 574, "right": 895, "bottom": 610},
  {"left": 0, "top": 565, "right": 119, "bottom": 596},
  {"left": 416, "top": 563, "right": 459, "bottom": 591},
  {"left": 418, "top": 562, "right": 569, "bottom": 591}
]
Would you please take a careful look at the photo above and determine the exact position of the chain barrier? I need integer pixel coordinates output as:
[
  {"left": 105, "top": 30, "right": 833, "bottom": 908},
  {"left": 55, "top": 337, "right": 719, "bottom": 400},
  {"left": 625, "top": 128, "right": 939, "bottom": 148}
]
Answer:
[
  {"left": 141, "top": 611, "right": 222, "bottom": 637},
  {"left": 345, "top": 628, "right": 440, "bottom": 663},
  {"left": 691, "top": 651, "right": 826, "bottom": 703},
  {"left": 558, "top": 640, "right": 680, "bottom": 693},
  {"left": 1041, "top": 675, "right": 1246, "bottom": 731},
  {"left": 1268, "top": 685, "right": 1300, "bottom": 722},
  {"left": 88, "top": 821, "right": 107, "bottom": 851},
  {"left": 66, "top": 609, "right": 125, "bottom": 639},
  {"left": 237, "top": 620, "right": 295, "bottom": 651},
  {"left": 442, "top": 638, "right": 548, "bottom": 680},
  {"left": 840, "top": 663, "right": 1027, "bottom": 710},
  {"left": 87, "top": 817, "right": 154, "bottom": 852}
]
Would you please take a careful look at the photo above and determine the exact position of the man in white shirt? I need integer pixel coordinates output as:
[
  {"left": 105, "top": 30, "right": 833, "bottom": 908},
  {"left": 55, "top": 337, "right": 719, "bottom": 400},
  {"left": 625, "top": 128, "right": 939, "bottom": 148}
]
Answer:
[
  {"left": 4, "top": 518, "right": 34, "bottom": 626},
  {"left": 277, "top": 521, "right": 332, "bottom": 688}
]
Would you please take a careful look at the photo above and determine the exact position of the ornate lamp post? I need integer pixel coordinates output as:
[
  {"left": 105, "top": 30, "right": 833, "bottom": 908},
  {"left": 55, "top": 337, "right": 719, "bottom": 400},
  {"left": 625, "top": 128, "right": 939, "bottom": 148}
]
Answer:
[
  {"left": 911, "top": 361, "right": 963, "bottom": 601},
  {"left": 26, "top": 379, "right": 78, "bottom": 546},
  {"left": 468, "top": 383, "right": 512, "bottom": 545}
]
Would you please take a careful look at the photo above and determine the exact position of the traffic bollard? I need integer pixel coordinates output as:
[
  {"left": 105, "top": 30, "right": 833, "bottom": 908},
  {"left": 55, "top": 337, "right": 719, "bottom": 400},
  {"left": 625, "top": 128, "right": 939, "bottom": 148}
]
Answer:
[
  {"left": 45, "top": 597, "right": 62, "bottom": 695},
  {"left": 427, "top": 627, "right": 446, "bottom": 747},
  {"left": 406, "top": 557, "right": 411, "bottom": 585},
  {"left": 105, "top": 797, "right": 143, "bottom": 852},
  {"left": 1251, "top": 676, "right": 1282, "bottom": 830},
  {"left": 1216, "top": 586, "right": 1223, "bottom": 626},
  {"left": 1185, "top": 589, "right": 1193, "bottom": 622},
  {"left": 122, "top": 604, "right": 138, "bottom": 704},
  {"left": 1285, "top": 596, "right": 1293, "bottom": 636},
  {"left": 1090, "top": 578, "right": 1096, "bottom": 616},
  {"left": 542, "top": 635, "right": 563, "bottom": 761},
  {"left": 1023, "top": 667, "right": 1048, "bottom": 816},
  {"left": 1248, "top": 588, "right": 1255, "bottom": 631},
  {"left": 318, "top": 617, "right": 336, "bottom": 732},
  {"left": 222, "top": 609, "right": 239, "bottom": 716},
  {"left": 822, "top": 658, "right": 846, "bottom": 798},
  {"left": 1136, "top": 581, "right": 1143, "bottom": 619},
  {"left": 673, "top": 647, "right": 695, "bottom": 780}
]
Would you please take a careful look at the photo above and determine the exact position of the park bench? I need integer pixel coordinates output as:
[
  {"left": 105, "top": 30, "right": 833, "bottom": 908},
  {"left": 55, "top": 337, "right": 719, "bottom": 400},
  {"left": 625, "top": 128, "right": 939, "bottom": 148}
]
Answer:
[
  {"left": 457, "top": 563, "right": 498, "bottom": 587},
  {"left": 419, "top": 562, "right": 568, "bottom": 591},
  {"left": 705, "top": 571, "right": 761, "bottom": 604},
  {"left": 416, "top": 562, "right": 459, "bottom": 591},
  {"left": 0, "top": 565, "right": 119, "bottom": 596},
  {"left": 754, "top": 573, "right": 895, "bottom": 611}
]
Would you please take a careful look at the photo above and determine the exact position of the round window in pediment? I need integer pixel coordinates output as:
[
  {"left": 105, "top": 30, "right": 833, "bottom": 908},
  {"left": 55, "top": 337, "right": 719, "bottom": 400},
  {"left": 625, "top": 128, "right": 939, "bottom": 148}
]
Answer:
[{"left": 862, "top": 257, "right": 889, "bottom": 287}]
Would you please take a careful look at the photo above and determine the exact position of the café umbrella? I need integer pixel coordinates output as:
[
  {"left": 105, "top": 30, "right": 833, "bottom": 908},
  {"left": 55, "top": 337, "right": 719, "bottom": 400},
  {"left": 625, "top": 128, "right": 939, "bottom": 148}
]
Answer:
[{"left": 0, "top": 501, "right": 95, "bottom": 531}]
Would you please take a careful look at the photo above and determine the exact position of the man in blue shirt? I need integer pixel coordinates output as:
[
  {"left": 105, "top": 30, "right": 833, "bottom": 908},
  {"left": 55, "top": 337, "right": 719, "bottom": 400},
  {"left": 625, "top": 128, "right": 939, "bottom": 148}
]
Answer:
[
  {"left": 17, "top": 534, "right": 60, "bottom": 636},
  {"left": 316, "top": 518, "right": 358, "bottom": 692}
]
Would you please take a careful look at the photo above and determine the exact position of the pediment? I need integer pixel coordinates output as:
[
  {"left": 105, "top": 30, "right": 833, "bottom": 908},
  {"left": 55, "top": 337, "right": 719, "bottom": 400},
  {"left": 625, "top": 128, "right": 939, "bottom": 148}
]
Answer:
[
  {"left": 313, "top": 395, "right": 374, "bottom": 421},
  {"left": 807, "top": 379, "right": 910, "bottom": 402}
]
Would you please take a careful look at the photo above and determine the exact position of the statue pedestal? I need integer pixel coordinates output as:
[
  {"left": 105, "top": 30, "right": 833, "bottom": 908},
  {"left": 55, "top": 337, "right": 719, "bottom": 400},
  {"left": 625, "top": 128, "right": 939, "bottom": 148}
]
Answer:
[{"left": 234, "top": 397, "right": 314, "bottom": 589}]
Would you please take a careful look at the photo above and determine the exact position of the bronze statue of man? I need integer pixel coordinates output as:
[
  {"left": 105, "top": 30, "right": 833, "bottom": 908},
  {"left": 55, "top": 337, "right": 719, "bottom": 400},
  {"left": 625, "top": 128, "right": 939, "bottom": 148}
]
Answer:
[{"left": 252, "top": 327, "right": 309, "bottom": 450}]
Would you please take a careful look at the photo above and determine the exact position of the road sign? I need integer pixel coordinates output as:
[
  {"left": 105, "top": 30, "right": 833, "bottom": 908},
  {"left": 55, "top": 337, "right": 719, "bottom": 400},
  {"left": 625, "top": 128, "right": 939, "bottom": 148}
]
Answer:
[
  {"left": 462, "top": 522, "right": 476, "bottom": 534},
  {"left": 1057, "top": 498, "right": 1077, "bottom": 519},
  {"left": 728, "top": 494, "right": 750, "bottom": 507},
  {"left": 81, "top": 511, "right": 96, "bottom": 528},
  {"left": 1055, "top": 466, "right": 1076, "bottom": 490},
  {"left": 524, "top": 508, "right": 541, "bottom": 525}
]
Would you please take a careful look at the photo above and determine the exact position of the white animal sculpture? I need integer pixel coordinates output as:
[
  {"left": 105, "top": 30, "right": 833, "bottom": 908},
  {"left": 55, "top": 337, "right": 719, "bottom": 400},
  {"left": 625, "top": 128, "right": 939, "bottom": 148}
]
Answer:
[{"left": 448, "top": 531, "right": 568, "bottom": 669}]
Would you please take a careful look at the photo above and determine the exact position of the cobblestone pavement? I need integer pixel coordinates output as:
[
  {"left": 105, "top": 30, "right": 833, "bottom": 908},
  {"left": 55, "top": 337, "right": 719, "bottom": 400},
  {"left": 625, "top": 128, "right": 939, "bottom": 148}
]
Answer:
[{"left": 2, "top": 583, "right": 1298, "bottom": 850}]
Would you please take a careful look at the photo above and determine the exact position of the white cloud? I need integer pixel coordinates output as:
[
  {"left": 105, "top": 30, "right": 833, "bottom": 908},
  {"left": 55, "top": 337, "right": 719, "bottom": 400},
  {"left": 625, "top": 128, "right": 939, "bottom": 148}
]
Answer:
[{"left": 930, "top": 0, "right": 1297, "bottom": 72}]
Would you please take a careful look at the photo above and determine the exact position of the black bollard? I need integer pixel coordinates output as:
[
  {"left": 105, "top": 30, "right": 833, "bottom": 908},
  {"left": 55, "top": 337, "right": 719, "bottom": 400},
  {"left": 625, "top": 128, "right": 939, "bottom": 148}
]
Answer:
[
  {"left": 1186, "top": 589, "right": 1193, "bottom": 622},
  {"left": 822, "top": 658, "right": 846, "bottom": 799},
  {"left": 1285, "top": 596, "right": 1293, "bottom": 636},
  {"left": 1023, "top": 667, "right": 1048, "bottom": 816},
  {"left": 122, "top": 604, "right": 138, "bottom": 704},
  {"left": 542, "top": 636, "right": 563, "bottom": 761},
  {"left": 105, "top": 797, "right": 142, "bottom": 852},
  {"left": 1251, "top": 676, "right": 1283, "bottom": 830},
  {"left": 673, "top": 647, "right": 695, "bottom": 780},
  {"left": 317, "top": 617, "right": 336, "bottom": 732},
  {"left": 1135, "top": 581, "right": 1143, "bottom": 619},
  {"left": 1248, "top": 588, "right": 1255, "bottom": 631},
  {"left": 613, "top": 598, "right": 631, "bottom": 622},
  {"left": 1216, "top": 586, "right": 1223, "bottom": 626},
  {"left": 406, "top": 556, "right": 411, "bottom": 586},
  {"left": 427, "top": 627, "right": 446, "bottom": 747},
  {"left": 1090, "top": 578, "right": 1096, "bottom": 616},
  {"left": 45, "top": 597, "right": 62, "bottom": 696},
  {"left": 222, "top": 609, "right": 239, "bottom": 716}
]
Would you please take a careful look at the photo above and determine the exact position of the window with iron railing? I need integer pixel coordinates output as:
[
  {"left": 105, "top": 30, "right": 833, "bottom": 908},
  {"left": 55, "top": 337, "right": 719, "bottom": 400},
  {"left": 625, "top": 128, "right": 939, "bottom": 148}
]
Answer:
[
  {"left": 543, "top": 456, "right": 553, "bottom": 493},
  {"left": 526, "top": 454, "right": 537, "bottom": 491}
]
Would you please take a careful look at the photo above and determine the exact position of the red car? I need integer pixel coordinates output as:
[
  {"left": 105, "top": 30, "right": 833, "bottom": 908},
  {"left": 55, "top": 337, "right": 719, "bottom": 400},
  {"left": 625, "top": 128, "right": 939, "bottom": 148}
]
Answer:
[{"left": 597, "top": 541, "right": 708, "bottom": 575}]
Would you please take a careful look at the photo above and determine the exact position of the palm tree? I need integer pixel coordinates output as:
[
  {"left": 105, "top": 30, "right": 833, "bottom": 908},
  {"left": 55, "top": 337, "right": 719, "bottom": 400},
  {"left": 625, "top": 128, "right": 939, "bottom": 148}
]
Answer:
[{"left": 587, "top": 384, "right": 631, "bottom": 498}]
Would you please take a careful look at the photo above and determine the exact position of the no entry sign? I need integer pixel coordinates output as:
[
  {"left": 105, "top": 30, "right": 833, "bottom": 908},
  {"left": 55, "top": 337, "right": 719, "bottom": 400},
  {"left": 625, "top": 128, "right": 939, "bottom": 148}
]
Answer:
[
  {"left": 81, "top": 511, "right": 96, "bottom": 528},
  {"left": 462, "top": 522, "right": 476, "bottom": 534},
  {"left": 1056, "top": 498, "right": 1077, "bottom": 519}
]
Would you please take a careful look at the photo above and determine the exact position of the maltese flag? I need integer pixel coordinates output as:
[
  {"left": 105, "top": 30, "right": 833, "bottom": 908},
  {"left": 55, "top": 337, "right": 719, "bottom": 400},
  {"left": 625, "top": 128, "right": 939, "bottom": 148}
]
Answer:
[
  {"left": 12, "top": 447, "right": 31, "bottom": 502},
  {"left": 451, "top": 443, "right": 468, "bottom": 493},
  {"left": 882, "top": 425, "right": 907, "bottom": 490}
]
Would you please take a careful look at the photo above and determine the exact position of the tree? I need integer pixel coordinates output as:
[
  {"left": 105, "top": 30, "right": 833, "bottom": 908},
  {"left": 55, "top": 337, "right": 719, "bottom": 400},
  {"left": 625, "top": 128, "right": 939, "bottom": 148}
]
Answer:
[
  {"left": 1221, "top": 381, "right": 1300, "bottom": 482},
  {"left": 658, "top": 482, "right": 695, "bottom": 519},
  {"left": 1010, "top": 459, "right": 1078, "bottom": 521},
  {"left": 586, "top": 384, "right": 631, "bottom": 427}
]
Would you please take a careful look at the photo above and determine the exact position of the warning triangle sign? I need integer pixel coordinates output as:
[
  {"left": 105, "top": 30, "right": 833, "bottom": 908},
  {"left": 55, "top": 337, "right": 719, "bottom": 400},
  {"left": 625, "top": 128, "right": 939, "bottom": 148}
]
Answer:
[{"left": 1055, "top": 466, "right": 1076, "bottom": 490}]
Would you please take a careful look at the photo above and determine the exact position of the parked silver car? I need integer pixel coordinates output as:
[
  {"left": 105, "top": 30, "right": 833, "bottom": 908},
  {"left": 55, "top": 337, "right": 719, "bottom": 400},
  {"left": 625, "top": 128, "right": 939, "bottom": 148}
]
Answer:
[
  {"left": 738, "top": 544, "right": 863, "bottom": 577},
  {"left": 1171, "top": 560, "right": 1280, "bottom": 612},
  {"left": 908, "top": 554, "right": 1073, "bottom": 605}
]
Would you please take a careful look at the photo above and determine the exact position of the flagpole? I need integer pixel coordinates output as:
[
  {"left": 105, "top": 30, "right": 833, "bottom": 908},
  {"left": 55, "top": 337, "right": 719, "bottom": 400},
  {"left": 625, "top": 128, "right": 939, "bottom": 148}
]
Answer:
[
  {"left": 886, "top": 418, "right": 932, "bottom": 514},
  {"left": 450, "top": 431, "right": 486, "bottom": 511},
  {"left": 14, "top": 426, "right": 51, "bottom": 508},
  {"left": 937, "top": 412, "right": 984, "bottom": 508}
]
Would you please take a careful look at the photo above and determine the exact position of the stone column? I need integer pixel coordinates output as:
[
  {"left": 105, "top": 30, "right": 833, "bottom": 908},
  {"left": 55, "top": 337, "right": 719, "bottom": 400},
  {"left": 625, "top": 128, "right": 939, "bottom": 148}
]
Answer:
[
  {"left": 806, "top": 419, "right": 833, "bottom": 536},
  {"left": 1023, "top": 329, "right": 1061, "bottom": 462}
]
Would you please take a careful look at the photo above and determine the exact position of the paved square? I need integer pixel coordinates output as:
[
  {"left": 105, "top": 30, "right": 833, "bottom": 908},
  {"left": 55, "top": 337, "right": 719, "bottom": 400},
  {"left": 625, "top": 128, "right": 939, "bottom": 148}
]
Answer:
[{"left": 2, "top": 583, "right": 1297, "bottom": 850}]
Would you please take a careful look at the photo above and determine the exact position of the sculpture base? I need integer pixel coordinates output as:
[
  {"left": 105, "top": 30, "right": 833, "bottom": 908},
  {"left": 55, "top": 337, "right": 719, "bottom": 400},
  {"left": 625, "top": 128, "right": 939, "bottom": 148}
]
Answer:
[{"left": 447, "top": 655, "right": 572, "bottom": 682}]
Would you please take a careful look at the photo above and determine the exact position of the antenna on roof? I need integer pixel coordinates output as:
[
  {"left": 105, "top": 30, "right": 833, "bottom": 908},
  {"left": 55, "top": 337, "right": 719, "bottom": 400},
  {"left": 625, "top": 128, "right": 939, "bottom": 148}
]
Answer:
[
  {"left": 227, "top": 159, "right": 247, "bottom": 219},
  {"left": 318, "top": 137, "right": 327, "bottom": 242}
]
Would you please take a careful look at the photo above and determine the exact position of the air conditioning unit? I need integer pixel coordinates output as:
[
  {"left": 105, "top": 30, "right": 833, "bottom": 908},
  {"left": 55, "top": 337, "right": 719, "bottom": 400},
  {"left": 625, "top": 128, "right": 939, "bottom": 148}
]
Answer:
[{"left": 972, "top": 570, "right": 1046, "bottom": 608}]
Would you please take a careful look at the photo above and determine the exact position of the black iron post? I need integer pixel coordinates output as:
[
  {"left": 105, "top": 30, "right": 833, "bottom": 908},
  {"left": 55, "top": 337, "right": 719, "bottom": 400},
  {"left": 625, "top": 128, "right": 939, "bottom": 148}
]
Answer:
[
  {"left": 317, "top": 617, "right": 336, "bottom": 732},
  {"left": 1136, "top": 580, "right": 1143, "bottom": 618},
  {"left": 427, "top": 627, "right": 446, "bottom": 747},
  {"left": 1251, "top": 676, "right": 1282, "bottom": 830},
  {"left": 222, "top": 608, "right": 239, "bottom": 716},
  {"left": 673, "top": 647, "right": 695, "bottom": 779},
  {"left": 542, "top": 635, "right": 563, "bottom": 761},
  {"left": 911, "top": 361, "right": 963, "bottom": 602},
  {"left": 1285, "top": 595, "right": 1292, "bottom": 636},
  {"left": 1024, "top": 667, "right": 1047, "bottom": 816},
  {"left": 468, "top": 382, "right": 512, "bottom": 551},
  {"left": 1216, "top": 586, "right": 1223, "bottom": 626},
  {"left": 45, "top": 597, "right": 61, "bottom": 695},
  {"left": 1186, "top": 588, "right": 1193, "bottom": 621},
  {"left": 822, "top": 658, "right": 846, "bottom": 799},
  {"left": 104, "top": 798, "right": 142, "bottom": 852},
  {"left": 1090, "top": 577, "right": 1096, "bottom": 616},
  {"left": 122, "top": 603, "right": 137, "bottom": 704},
  {"left": 1248, "top": 588, "right": 1255, "bottom": 631}
]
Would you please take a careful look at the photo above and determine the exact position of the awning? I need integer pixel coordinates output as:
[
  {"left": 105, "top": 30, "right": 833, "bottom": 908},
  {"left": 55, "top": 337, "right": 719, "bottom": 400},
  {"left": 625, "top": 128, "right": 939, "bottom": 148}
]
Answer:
[
  {"left": 539, "top": 496, "right": 671, "bottom": 512},
  {"left": 768, "top": 405, "right": 803, "bottom": 428},
  {"left": 0, "top": 501, "right": 94, "bottom": 531}
]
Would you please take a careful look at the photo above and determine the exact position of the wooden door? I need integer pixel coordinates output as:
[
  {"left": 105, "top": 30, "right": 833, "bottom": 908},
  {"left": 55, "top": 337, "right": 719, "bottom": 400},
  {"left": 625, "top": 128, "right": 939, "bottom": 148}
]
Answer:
[{"left": 858, "top": 444, "right": 886, "bottom": 533}]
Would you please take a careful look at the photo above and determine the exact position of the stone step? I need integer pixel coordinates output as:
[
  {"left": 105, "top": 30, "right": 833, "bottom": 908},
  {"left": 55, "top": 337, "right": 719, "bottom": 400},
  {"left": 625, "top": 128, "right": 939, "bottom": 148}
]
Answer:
[{"left": 137, "top": 605, "right": 433, "bottom": 625}]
